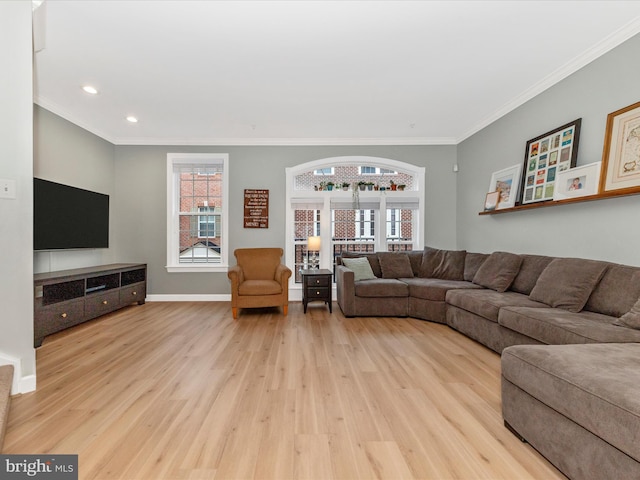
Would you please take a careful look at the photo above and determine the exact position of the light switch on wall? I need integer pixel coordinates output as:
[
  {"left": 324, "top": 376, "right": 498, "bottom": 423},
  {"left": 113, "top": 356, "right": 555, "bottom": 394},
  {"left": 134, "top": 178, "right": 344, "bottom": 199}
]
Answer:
[{"left": 0, "top": 179, "right": 16, "bottom": 199}]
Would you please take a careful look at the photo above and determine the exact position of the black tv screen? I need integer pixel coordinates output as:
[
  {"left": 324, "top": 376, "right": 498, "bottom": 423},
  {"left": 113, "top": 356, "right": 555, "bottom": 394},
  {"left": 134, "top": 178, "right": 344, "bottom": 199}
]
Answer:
[{"left": 34, "top": 178, "right": 110, "bottom": 250}]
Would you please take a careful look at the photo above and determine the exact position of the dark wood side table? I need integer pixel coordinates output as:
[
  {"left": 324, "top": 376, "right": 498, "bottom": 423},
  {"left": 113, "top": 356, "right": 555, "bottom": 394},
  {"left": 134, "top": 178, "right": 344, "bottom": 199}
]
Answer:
[{"left": 300, "top": 268, "right": 333, "bottom": 313}]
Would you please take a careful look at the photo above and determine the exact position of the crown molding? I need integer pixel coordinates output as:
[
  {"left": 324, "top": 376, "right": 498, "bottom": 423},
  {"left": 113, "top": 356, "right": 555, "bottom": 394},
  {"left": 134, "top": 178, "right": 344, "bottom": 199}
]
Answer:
[{"left": 111, "top": 136, "right": 458, "bottom": 146}]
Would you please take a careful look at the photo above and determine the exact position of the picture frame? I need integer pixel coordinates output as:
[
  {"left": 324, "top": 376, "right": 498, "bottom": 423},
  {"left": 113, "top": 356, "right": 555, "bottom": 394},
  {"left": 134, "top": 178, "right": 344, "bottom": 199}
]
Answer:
[
  {"left": 484, "top": 191, "right": 500, "bottom": 211},
  {"left": 488, "top": 164, "right": 522, "bottom": 209},
  {"left": 553, "top": 161, "right": 601, "bottom": 201},
  {"left": 600, "top": 101, "right": 640, "bottom": 195},
  {"left": 519, "top": 119, "right": 582, "bottom": 205}
]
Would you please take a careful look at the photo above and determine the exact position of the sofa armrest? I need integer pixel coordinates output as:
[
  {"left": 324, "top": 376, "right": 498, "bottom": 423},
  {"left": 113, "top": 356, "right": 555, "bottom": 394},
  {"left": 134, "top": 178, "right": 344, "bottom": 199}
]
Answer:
[{"left": 335, "top": 265, "right": 356, "bottom": 316}]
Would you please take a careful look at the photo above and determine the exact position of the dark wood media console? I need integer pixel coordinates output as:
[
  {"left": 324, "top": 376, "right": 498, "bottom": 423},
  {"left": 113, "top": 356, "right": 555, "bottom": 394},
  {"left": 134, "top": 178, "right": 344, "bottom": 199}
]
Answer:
[{"left": 34, "top": 263, "right": 147, "bottom": 347}]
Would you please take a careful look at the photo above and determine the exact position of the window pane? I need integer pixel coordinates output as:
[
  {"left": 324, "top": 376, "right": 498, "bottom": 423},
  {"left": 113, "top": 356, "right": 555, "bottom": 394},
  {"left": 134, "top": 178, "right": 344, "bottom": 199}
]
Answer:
[
  {"left": 293, "top": 208, "right": 320, "bottom": 282},
  {"left": 386, "top": 208, "right": 413, "bottom": 251},
  {"left": 176, "top": 165, "right": 223, "bottom": 264}
]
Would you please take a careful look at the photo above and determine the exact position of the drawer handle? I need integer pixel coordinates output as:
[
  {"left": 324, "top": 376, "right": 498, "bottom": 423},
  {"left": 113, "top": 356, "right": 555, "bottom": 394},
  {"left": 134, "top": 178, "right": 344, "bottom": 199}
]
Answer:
[
  {"left": 132, "top": 291, "right": 137, "bottom": 296},
  {"left": 316, "top": 291, "right": 320, "bottom": 295},
  {"left": 102, "top": 300, "right": 108, "bottom": 305},
  {"left": 61, "top": 313, "right": 67, "bottom": 318}
]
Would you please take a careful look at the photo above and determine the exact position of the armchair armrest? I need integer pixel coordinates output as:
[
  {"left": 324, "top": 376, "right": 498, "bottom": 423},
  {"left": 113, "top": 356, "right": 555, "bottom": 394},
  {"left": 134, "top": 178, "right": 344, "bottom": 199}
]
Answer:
[
  {"left": 227, "top": 265, "right": 244, "bottom": 295},
  {"left": 274, "top": 264, "right": 292, "bottom": 285}
]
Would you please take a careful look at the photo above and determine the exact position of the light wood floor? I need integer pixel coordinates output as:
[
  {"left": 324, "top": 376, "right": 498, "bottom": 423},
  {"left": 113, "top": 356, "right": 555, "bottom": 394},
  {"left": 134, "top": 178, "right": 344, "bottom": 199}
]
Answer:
[{"left": 5, "top": 301, "right": 566, "bottom": 480}]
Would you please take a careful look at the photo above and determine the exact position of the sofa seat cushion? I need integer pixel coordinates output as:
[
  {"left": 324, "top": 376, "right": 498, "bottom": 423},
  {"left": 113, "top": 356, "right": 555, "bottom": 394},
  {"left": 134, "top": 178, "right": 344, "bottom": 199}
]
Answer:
[
  {"left": 238, "top": 279, "right": 282, "bottom": 296},
  {"left": 445, "top": 289, "right": 547, "bottom": 323},
  {"left": 354, "top": 279, "right": 409, "bottom": 298},
  {"left": 499, "top": 306, "right": 640, "bottom": 344},
  {"left": 402, "top": 278, "right": 482, "bottom": 301},
  {"left": 502, "top": 343, "right": 640, "bottom": 463}
]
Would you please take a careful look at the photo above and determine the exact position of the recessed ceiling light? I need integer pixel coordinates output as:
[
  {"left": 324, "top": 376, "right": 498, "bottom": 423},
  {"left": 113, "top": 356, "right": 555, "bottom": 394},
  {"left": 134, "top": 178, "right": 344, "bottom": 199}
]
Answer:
[
  {"left": 82, "top": 85, "right": 98, "bottom": 95},
  {"left": 126, "top": 116, "right": 138, "bottom": 123}
]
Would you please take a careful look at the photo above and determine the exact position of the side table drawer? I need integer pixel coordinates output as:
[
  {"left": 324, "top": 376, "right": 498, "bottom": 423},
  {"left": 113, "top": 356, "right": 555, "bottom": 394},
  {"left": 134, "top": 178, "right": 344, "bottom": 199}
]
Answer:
[
  {"left": 307, "top": 276, "right": 330, "bottom": 287},
  {"left": 35, "top": 298, "right": 85, "bottom": 337},
  {"left": 308, "top": 287, "right": 329, "bottom": 299},
  {"left": 85, "top": 290, "right": 121, "bottom": 319}
]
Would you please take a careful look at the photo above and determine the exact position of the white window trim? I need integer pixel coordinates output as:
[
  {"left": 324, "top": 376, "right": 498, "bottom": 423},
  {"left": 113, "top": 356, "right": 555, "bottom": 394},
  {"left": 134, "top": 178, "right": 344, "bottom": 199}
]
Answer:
[
  {"left": 286, "top": 156, "right": 425, "bottom": 288},
  {"left": 166, "top": 153, "right": 229, "bottom": 273}
]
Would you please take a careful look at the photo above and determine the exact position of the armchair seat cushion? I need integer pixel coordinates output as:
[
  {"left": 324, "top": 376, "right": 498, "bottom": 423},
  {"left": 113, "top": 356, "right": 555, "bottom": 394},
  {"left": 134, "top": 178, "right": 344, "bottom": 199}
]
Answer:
[{"left": 238, "top": 279, "right": 282, "bottom": 296}]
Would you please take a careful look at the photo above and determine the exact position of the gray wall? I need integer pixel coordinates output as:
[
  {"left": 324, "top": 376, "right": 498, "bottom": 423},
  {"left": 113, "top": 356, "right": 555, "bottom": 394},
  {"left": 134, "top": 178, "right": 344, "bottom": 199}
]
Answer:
[
  {"left": 0, "top": 1, "right": 36, "bottom": 390},
  {"left": 113, "top": 145, "right": 457, "bottom": 295},
  {"left": 33, "top": 107, "right": 116, "bottom": 273},
  {"left": 456, "top": 33, "right": 640, "bottom": 266}
]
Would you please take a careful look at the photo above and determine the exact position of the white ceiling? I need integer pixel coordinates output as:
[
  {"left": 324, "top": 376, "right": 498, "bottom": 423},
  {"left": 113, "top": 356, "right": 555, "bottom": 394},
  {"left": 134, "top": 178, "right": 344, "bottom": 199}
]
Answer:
[{"left": 33, "top": 1, "right": 640, "bottom": 146}]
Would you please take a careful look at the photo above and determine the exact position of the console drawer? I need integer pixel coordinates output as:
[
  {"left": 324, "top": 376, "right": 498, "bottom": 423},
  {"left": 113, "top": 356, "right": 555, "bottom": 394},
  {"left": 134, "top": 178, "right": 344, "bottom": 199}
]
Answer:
[
  {"left": 85, "top": 290, "right": 121, "bottom": 319},
  {"left": 35, "top": 298, "right": 85, "bottom": 337},
  {"left": 120, "top": 283, "right": 146, "bottom": 305}
]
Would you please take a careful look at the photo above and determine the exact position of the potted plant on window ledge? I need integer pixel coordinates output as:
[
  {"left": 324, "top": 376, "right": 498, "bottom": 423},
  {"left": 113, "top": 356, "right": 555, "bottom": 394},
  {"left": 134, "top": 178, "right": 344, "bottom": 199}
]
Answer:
[{"left": 341, "top": 182, "right": 350, "bottom": 191}]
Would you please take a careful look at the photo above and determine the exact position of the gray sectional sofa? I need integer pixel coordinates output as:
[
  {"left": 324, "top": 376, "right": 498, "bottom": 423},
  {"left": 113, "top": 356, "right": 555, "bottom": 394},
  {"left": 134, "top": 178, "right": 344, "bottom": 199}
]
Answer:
[{"left": 335, "top": 248, "right": 640, "bottom": 480}]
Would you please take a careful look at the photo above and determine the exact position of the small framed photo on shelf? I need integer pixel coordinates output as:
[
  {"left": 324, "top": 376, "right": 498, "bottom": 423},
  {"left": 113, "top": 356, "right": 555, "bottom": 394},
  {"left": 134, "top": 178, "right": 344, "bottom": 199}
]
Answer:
[
  {"left": 484, "top": 191, "right": 500, "bottom": 211},
  {"left": 553, "top": 161, "right": 601, "bottom": 201},
  {"left": 488, "top": 164, "right": 522, "bottom": 209},
  {"left": 520, "top": 119, "right": 582, "bottom": 205},
  {"left": 600, "top": 101, "right": 640, "bottom": 195}
]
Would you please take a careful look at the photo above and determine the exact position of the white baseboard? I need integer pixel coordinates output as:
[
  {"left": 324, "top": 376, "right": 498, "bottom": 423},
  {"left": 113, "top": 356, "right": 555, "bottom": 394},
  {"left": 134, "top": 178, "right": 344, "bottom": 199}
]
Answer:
[
  {"left": 145, "top": 288, "right": 334, "bottom": 304},
  {"left": 0, "top": 352, "right": 36, "bottom": 394},
  {"left": 145, "top": 294, "right": 231, "bottom": 302}
]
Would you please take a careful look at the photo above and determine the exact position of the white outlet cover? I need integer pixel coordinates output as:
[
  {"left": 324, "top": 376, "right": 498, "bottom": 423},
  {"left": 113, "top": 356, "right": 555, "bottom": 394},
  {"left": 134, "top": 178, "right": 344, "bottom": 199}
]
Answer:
[{"left": 0, "top": 179, "right": 16, "bottom": 199}]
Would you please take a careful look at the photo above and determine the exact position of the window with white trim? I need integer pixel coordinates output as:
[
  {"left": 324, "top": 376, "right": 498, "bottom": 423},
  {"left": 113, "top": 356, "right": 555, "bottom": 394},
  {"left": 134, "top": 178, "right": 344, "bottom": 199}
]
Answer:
[{"left": 166, "top": 153, "right": 229, "bottom": 272}]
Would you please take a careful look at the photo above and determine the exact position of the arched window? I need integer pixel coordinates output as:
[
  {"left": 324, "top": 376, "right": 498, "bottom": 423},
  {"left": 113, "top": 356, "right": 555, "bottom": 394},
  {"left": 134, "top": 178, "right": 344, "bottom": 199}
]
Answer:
[{"left": 286, "top": 156, "right": 425, "bottom": 286}]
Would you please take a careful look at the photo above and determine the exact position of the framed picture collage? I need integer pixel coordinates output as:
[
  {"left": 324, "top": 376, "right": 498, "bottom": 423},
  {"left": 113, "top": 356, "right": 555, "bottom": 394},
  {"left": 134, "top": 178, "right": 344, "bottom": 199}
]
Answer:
[{"left": 521, "top": 119, "right": 581, "bottom": 204}]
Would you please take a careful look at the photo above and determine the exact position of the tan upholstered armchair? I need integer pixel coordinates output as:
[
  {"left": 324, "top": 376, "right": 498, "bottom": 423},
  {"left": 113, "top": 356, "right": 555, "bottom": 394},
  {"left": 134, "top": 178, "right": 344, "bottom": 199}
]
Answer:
[{"left": 227, "top": 248, "right": 292, "bottom": 319}]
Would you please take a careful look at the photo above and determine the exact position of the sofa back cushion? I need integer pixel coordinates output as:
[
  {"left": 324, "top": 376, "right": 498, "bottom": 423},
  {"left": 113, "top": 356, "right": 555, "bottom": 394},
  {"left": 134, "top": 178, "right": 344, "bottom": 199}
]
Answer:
[
  {"left": 407, "top": 250, "right": 425, "bottom": 277},
  {"left": 472, "top": 251, "right": 523, "bottom": 292},
  {"left": 420, "top": 247, "right": 466, "bottom": 280},
  {"left": 341, "top": 252, "right": 382, "bottom": 277},
  {"left": 378, "top": 252, "right": 414, "bottom": 279},
  {"left": 464, "top": 252, "right": 489, "bottom": 281},
  {"left": 614, "top": 297, "right": 640, "bottom": 330},
  {"left": 529, "top": 258, "right": 608, "bottom": 313},
  {"left": 584, "top": 265, "right": 640, "bottom": 317},
  {"left": 510, "top": 254, "right": 555, "bottom": 295}
]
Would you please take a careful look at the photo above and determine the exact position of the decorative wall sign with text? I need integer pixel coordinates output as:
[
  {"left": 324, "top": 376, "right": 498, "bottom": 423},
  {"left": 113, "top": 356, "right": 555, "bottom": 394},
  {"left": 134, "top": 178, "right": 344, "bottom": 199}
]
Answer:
[{"left": 244, "top": 189, "right": 269, "bottom": 228}]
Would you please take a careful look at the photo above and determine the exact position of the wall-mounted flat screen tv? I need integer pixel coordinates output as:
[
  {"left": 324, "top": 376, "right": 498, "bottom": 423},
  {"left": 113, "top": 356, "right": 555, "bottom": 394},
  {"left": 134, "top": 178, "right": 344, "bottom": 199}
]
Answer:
[{"left": 34, "top": 178, "right": 110, "bottom": 250}]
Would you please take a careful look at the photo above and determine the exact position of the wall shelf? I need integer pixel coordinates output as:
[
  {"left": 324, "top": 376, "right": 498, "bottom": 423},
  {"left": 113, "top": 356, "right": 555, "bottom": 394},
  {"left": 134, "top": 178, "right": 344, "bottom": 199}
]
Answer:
[{"left": 479, "top": 190, "right": 640, "bottom": 215}]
